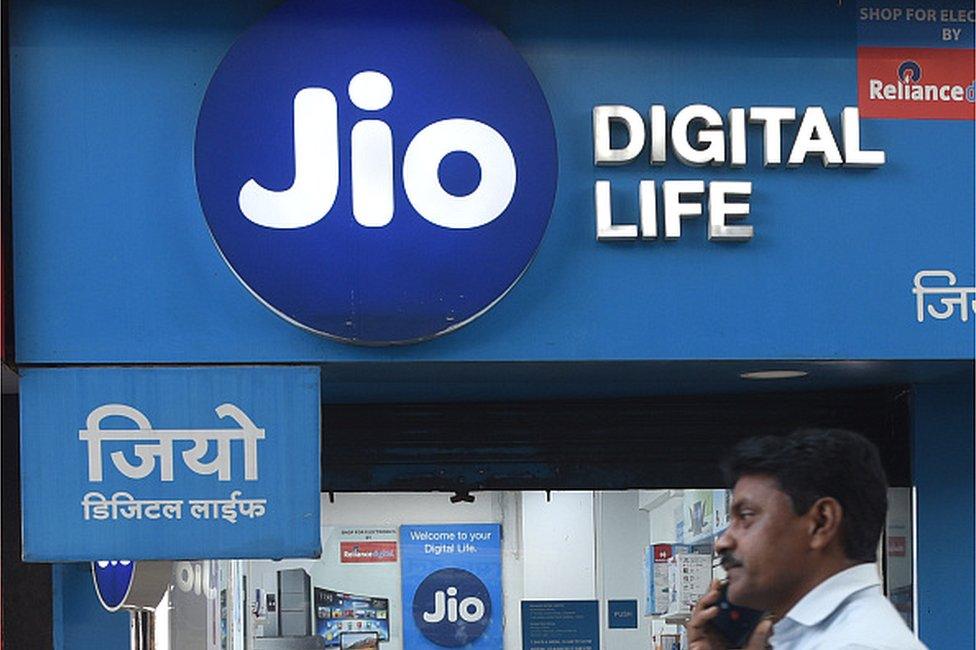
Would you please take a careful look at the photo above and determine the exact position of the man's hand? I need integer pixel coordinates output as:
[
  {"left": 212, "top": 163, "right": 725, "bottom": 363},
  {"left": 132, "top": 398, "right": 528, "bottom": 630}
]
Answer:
[
  {"left": 743, "top": 619, "right": 773, "bottom": 649},
  {"left": 687, "top": 580, "right": 773, "bottom": 650},
  {"left": 687, "top": 580, "right": 728, "bottom": 649}
]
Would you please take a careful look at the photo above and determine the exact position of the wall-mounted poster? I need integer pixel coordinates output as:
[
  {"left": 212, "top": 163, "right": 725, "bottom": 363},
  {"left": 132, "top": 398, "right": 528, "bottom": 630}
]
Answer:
[
  {"left": 400, "top": 524, "right": 502, "bottom": 649},
  {"left": 521, "top": 600, "right": 599, "bottom": 650},
  {"left": 682, "top": 490, "right": 714, "bottom": 541},
  {"left": 646, "top": 544, "right": 674, "bottom": 615},
  {"left": 340, "top": 528, "right": 398, "bottom": 564}
]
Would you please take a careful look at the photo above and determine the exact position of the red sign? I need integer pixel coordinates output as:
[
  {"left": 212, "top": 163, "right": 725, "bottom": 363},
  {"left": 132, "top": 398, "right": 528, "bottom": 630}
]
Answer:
[
  {"left": 888, "top": 536, "right": 907, "bottom": 557},
  {"left": 653, "top": 543, "right": 673, "bottom": 562},
  {"left": 340, "top": 541, "right": 398, "bottom": 564},
  {"left": 858, "top": 47, "right": 976, "bottom": 120}
]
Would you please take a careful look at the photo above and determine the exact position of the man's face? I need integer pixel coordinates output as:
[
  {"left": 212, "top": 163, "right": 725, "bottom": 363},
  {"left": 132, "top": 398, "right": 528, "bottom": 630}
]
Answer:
[{"left": 714, "top": 474, "right": 811, "bottom": 612}]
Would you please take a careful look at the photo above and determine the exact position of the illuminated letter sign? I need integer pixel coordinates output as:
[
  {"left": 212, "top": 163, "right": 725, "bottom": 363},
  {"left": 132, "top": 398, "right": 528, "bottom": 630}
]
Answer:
[{"left": 195, "top": 0, "right": 558, "bottom": 345}]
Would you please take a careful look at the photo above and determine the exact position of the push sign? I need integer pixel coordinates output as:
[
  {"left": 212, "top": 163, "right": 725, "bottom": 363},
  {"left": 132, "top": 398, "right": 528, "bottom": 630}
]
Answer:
[
  {"left": 195, "top": 0, "right": 558, "bottom": 345},
  {"left": 608, "top": 599, "right": 638, "bottom": 629}
]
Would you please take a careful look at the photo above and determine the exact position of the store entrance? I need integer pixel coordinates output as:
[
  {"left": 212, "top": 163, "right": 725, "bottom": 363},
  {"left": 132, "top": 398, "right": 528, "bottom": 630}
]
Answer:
[
  {"left": 147, "top": 386, "right": 915, "bottom": 649},
  {"left": 156, "top": 485, "right": 914, "bottom": 650}
]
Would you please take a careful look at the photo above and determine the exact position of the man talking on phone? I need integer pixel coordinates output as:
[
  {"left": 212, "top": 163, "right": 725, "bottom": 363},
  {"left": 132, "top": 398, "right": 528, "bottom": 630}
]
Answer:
[{"left": 687, "top": 428, "right": 927, "bottom": 649}]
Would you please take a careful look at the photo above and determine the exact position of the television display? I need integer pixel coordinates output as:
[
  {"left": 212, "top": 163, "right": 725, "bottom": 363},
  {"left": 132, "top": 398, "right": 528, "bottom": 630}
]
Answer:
[
  {"left": 340, "top": 632, "right": 380, "bottom": 650},
  {"left": 315, "top": 588, "right": 390, "bottom": 647}
]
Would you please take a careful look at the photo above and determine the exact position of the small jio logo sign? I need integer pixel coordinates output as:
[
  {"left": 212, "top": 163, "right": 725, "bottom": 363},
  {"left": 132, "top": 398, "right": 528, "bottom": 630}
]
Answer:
[
  {"left": 195, "top": 0, "right": 557, "bottom": 345},
  {"left": 412, "top": 568, "right": 491, "bottom": 647},
  {"left": 92, "top": 560, "right": 134, "bottom": 611}
]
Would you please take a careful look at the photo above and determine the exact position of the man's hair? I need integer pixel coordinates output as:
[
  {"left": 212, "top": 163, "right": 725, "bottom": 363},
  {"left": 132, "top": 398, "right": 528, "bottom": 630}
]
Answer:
[{"left": 722, "top": 428, "right": 888, "bottom": 563}]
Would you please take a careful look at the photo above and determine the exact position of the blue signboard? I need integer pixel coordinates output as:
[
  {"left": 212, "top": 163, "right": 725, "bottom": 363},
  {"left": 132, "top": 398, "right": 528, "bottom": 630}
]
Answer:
[
  {"left": 195, "top": 0, "right": 557, "bottom": 345},
  {"left": 521, "top": 600, "right": 599, "bottom": 650},
  {"left": 10, "top": 0, "right": 974, "bottom": 363},
  {"left": 400, "top": 524, "right": 502, "bottom": 649},
  {"left": 20, "top": 366, "right": 321, "bottom": 561},
  {"left": 608, "top": 599, "right": 638, "bottom": 629}
]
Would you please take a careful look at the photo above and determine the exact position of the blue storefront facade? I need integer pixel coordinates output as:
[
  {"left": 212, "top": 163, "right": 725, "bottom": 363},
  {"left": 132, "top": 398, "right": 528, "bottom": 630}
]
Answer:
[{"left": 5, "top": 0, "right": 973, "bottom": 648}]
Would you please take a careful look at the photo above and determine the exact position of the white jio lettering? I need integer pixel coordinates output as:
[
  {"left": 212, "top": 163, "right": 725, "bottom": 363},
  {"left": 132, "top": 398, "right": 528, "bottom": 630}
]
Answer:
[
  {"left": 239, "top": 71, "right": 517, "bottom": 230},
  {"left": 176, "top": 561, "right": 209, "bottom": 596},
  {"left": 422, "top": 586, "right": 486, "bottom": 624}
]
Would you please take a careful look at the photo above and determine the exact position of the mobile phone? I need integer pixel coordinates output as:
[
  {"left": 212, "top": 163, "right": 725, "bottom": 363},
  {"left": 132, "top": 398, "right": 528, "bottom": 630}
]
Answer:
[{"left": 709, "top": 581, "right": 765, "bottom": 648}]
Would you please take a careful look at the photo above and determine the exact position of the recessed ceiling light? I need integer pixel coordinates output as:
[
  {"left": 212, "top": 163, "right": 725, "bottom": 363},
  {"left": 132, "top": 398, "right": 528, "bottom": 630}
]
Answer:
[{"left": 739, "top": 370, "right": 809, "bottom": 380}]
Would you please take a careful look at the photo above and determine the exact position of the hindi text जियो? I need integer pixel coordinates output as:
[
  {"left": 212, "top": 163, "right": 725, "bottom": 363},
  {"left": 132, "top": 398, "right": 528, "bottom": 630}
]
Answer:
[{"left": 79, "top": 403, "right": 265, "bottom": 482}]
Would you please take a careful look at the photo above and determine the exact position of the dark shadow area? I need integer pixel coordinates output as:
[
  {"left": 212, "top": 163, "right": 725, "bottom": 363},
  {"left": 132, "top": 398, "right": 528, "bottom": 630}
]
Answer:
[
  {"left": 323, "top": 386, "right": 913, "bottom": 492},
  {"left": 2, "top": 394, "right": 53, "bottom": 649}
]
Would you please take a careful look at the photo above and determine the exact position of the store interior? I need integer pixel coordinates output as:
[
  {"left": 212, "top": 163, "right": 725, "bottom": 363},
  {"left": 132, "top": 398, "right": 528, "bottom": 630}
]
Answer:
[{"left": 145, "top": 487, "right": 914, "bottom": 650}]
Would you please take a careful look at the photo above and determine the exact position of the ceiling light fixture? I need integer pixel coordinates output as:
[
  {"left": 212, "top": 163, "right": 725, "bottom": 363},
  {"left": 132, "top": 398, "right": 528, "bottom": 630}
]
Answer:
[{"left": 739, "top": 370, "right": 809, "bottom": 380}]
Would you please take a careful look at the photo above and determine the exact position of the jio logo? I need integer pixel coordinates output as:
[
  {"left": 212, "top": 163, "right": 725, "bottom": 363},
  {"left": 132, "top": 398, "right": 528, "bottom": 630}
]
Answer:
[
  {"left": 92, "top": 560, "right": 134, "bottom": 611},
  {"left": 195, "top": 0, "right": 557, "bottom": 345},
  {"left": 413, "top": 568, "right": 491, "bottom": 647}
]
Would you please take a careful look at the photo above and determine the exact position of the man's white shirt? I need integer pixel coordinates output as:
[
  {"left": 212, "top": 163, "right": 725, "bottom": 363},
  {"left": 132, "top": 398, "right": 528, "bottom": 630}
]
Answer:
[{"left": 769, "top": 563, "right": 927, "bottom": 650}]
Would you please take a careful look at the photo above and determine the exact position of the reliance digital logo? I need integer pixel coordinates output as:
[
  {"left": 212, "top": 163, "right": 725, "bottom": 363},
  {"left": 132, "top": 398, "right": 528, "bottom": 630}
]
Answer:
[
  {"left": 195, "top": 0, "right": 557, "bottom": 345},
  {"left": 413, "top": 568, "right": 491, "bottom": 647},
  {"left": 867, "top": 59, "right": 975, "bottom": 104},
  {"left": 898, "top": 60, "right": 922, "bottom": 83},
  {"left": 858, "top": 46, "right": 976, "bottom": 120}
]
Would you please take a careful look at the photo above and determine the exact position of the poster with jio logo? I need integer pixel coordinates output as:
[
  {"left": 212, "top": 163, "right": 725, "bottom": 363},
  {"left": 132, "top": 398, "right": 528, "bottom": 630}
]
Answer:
[{"left": 400, "top": 524, "right": 502, "bottom": 649}]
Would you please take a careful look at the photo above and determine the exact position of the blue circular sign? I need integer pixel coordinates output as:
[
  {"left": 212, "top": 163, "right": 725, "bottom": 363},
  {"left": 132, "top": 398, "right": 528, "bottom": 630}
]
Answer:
[
  {"left": 195, "top": 0, "right": 558, "bottom": 345},
  {"left": 92, "top": 560, "right": 135, "bottom": 612},
  {"left": 412, "top": 568, "right": 491, "bottom": 647}
]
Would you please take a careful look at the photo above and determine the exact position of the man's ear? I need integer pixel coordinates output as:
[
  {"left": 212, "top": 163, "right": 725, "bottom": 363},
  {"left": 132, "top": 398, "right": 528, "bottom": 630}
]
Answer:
[{"left": 806, "top": 497, "right": 843, "bottom": 551}]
